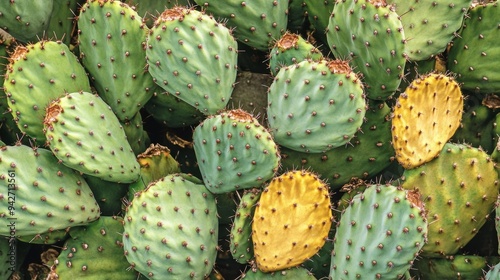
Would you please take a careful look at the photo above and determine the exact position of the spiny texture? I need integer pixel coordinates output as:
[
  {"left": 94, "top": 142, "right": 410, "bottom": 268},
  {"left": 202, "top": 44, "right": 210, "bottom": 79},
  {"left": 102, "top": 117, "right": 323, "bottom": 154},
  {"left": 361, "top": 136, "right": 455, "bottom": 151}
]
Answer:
[
  {"left": 401, "top": 143, "right": 499, "bottom": 257},
  {"left": 301, "top": 0, "right": 336, "bottom": 44},
  {"left": 240, "top": 266, "right": 317, "bottom": 279},
  {"left": 230, "top": 189, "right": 261, "bottom": 264},
  {"left": 17, "top": 228, "right": 69, "bottom": 245},
  {"left": 330, "top": 184, "right": 427, "bottom": 280},
  {"left": 120, "top": 111, "right": 150, "bottom": 155},
  {"left": 43, "top": 91, "right": 140, "bottom": 183},
  {"left": 78, "top": 0, "right": 155, "bottom": 121},
  {"left": 388, "top": 0, "right": 472, "bottom": 61},
  {"left": 280, "top": 100, "right": 394, "bottom": 189},
  {"left": 268, "top": 32, "right": 323, "bottom": 76},
  {"left": 0, "top": 0, "right": 54, "bottom": 42},
  {"left": 486, "top": 261, "right": 500, "bottom": 280},
  {"left": 193, "top": 109, "right": 280, "bottom": 194},
  {"left": 51, "top": 216, "right": 138, "bottom": 279},
  {"left": 327, "top": 0, "right": 406, "bottom": 100},
  {"left": 252, "top": 170, "right": 332, "bottom": 272},
  {"left": 3, "top": 41, "right": 91, "bottom": 144},
  {"left": 123, "top": 173, "right": 218, "bottom": 279},
  {"left": 267, "top": 59, "right": 366, "bottom": 153},
  {"left": 194, "top": 0, "right": 288, "bottom": 51},
  {"left": 0, "top": 145, "right": 100, "bottom": 236},
  {"left": 46, "top": 0, "right": 81, "bottom": 45},
  {"left": 84, "top": 175, "right": 129, "bottom": 216},
  {"left": 147, "top": 7, "right": 238, "bottom": 115},
  {"left": 392, "top": 73, "right": 463, "bottom": 169},
  {"left": 412, "top": 255, "right": 490, "bottom": 280},
  {"left": 447, "top": 2, "right": 500, "bottom": 93},
  {"left": 124, "top": 0, "right": 194, "bottom": 27}
]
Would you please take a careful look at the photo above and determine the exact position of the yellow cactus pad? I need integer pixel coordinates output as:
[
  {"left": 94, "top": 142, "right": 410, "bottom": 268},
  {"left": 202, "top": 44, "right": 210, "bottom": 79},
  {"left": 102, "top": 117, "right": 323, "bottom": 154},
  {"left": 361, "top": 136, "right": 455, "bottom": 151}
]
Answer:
[
  {"left": 252, "top": 170, "right": 332, "bottom": 272},
  {"left": 391, "top": 73, "right": 463, "bottom": 169}
]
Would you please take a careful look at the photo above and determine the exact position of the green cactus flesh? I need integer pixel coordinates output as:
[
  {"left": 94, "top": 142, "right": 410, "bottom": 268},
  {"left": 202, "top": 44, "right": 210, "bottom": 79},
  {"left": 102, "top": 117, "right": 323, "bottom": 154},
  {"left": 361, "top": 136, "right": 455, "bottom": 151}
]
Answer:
[
  {"left": 327, "top": 0, "right": 406, "bottom": 100},
  {"left": 3, "top": 41, "right": 91, "bottom": 144},
  {"left": 401, "top": 143, "right": 499, "bottom": 257},
  {"left": 147, "top": 7, "right": 238, "bottom": 115},
  {"left": 267, "top": 59, "right": 366, "bottom": 153},
  {"left": 486, "top": 261, "right": 500, "bottom": 280},
  {"left": 193, "top": 109, "right": 280, "bottom": 194},
  {"left": 240, "top": 266, "right": 317, "bottom": 279},
  {"left": 0, "top": 145, "right": 100, "bottom": 236},
  {"left": 52, "top": 216, "right": 138, "bottom": 279},
  {"left": 43, "top": 91, "right": 140, "bottom": 183},
  {"left": 411, "top": 255, "right": 490, "bottom": 280},
  {"left": 123, "top": 173, "right": 218, "bottom": 279},
  {"left": 330, "top": 184, "right": 427, "bottom": 279},
  {"left": 0, "top": 0, "right": 54, "bottom": 42},
  {"left": 77, "top": 0, "right": 155, "bottom": 121}
]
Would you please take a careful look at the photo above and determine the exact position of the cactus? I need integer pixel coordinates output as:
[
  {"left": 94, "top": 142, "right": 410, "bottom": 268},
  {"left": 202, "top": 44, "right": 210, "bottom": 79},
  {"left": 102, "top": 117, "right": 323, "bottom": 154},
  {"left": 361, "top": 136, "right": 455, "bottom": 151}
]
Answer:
[
  {"left": 43, "top": 91, "right": 140, "bottom": 183},
  {"left": 193, "top": 109, "right": 280, "bottom": 194},
  {"left": 120, "top": 112, "right": 150, "bottom": 155},
  {"left": 240, "top": 266, "right": 317, "bottom": 279},
  {"left": 194, "top": 0, "right": 288, "bottom": 51},
  {"left": 326, "top": 0, "right": 406, "bottom": 100},
  {"left": 268, "top": 32, "right": 323, "bottom": 76},
  {"left": 229, "top": 188, "right": 261, "bottom": 264},
  {"left": 330, "top": 184, "right": 428, "bottom": 279},
  {"left": 124, "top": 0, "right": 194, "bottom": 27},
  {"left": 77, "top": 0, "right": 156, "bottom": 122},
  {"left": 17, "top": 228, "right": 69, "bottom": 245},
  {"left": 0, "top": 0, "right": 54, "bottom": 42},
  {"left": 301, "top": 0, "right": 336, "bottom": 44},
  {"left": 84, "top": 175, "right": 129, "bottom": 216},
  {"left": 267, "top": 59, "right": 366, "bottom": 153},
  {"left": 401, "top": 143, "right": 499, "bottom": 257},
  {"left": 46, "top": 0, "right": 81, "bottom": 46},
  {"left": 280, "top": 100, "right": 394, "bottom": 189},
  {"left": 447, "top": 1, "right": 500, "bottom": 94},
  {"left": 3, "top": 40, "right": 91, "bottom": 144},
  {"left": 412, "top": 255, "right": 491, "bottom": 280},
  {"left": 123, "top": 173, "right": 218, "bottom": 279},
  {"left": 252, "top": 170, "right": 332, "bottom": 272},
  {"left": 146, "top": 6, "right": 238, "bottom": 116},
  {"left": 486, "top": 261, "right": 500, "bottom": 280},
  {"left": 388, "top": 0, "right": 472, "bottom": 61},
  {"left": 392, "top": 73, "right": 463, "bottom": 169},
  {"left": 50, "top": 216, "right": 139, "bottom": 279},
  {"left": 0, "top": 144, "right": 100, "bottom": 236}
]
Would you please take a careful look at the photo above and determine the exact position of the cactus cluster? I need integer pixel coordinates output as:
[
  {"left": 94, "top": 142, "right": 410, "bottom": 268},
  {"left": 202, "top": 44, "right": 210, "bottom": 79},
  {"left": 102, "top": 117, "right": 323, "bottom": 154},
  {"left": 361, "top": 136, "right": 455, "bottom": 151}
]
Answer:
[{"left": 1, "top": 0, "right": 500, "bottom": 279}]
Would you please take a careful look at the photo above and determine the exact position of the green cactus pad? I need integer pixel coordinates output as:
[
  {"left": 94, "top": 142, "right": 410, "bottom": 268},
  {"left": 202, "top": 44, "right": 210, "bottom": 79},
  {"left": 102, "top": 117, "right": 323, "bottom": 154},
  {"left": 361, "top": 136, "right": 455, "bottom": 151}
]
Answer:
[
  {"left": 0, "top": 145, "right": 100, "bottom": 236},
  {"left": 330, "top": 184, "right": 428, "bottom": 279},
  {"left": 388, "top": 0, "right": 472, "bottom": 61},
  {"left": 253, "top": 170, "right": 332, "bottom": 272},
  {"left": 0, "top": 0, "right": 54, "bottom": 42},
  {"left": 267, "top": 59, "right": 366, "bottom": 153},
  {"left": 193, "top": 109, "right": 280, "bottom": 194},
  {"left": 447, "top": 2, "right": 500, "bottom": 94},
  {"left": 194, "top": 0, "right": 288, "bottom": 51},
  {"left": 327, "top": 0, "right": 406, "bottom": 100},
  {"left": 123, "top": 173, "right": 219, "bottom": 279},
  {"left": 43, "top": 91, "right": 140, "bottom": 183},
  {"left": 411, "top": 255, "right": 490, "bottom": 280},
  {"left": 78, "top": 0, "right": 156, "bottom": 121},
  {"left": 486, "top": 261, "right": 500, "bottom": 280},
  {"left": 240, "top": 266, "right": 317, "bottom": 279},
  {"left": 147, "top": 7, "right": 238, "bottom": 115},
  {"left": 3, "top": 41, "right": 91, "bottom": 144},
  {"left": 230, "top": 189, "right": 261, "bottom": 264},
  {"left": 52, "top": 216, "right": 138, "bottom": 279},
  {"left": 401, "top": 143, "right": 499, "bottom": 257}
]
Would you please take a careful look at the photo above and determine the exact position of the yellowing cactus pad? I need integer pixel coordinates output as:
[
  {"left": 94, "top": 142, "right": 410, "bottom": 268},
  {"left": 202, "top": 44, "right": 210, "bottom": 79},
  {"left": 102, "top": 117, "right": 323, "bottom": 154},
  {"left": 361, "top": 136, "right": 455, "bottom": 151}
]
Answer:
[
  {"left": 252, "top": 170, "right": 332, "bottom": 272},
  {"left": 391, "top": 73, "right": 463, "bottom": 169}
]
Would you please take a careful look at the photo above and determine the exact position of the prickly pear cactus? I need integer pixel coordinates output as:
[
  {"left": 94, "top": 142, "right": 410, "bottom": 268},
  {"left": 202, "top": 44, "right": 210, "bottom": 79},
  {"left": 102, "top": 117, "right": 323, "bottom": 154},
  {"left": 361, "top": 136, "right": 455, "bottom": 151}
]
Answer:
[
  {"left": 50, "top": 216, "right": 139, "bottom": 279},
  {"left": 77, "top": 0, "right": 155, "bottom": 121},
  {"left": 268, "top": 32, "right": 323, "bottom": 76},
  {"left": 412, "top": 255, "right": 490, "bottom": 280},
  {"left": 147, "top": 6, "right": 238, "bottom": 116},
  {"left": 392, "top": 73, "right": 463, "bottom": 169},
  {"left": 17, "top": 228, "right": 69, "bottom": 245},
  {"left": 123, "top": 173, "right": 218, "bottom": 279},
  {"left": 330, "top": 184, "right": 428, "bottom": 279},
  {"left": 267, "top": 59, "right": 366, "bottom": 153},
  {"left": 326, "top": 0, "right": 406, "bottom": 100},
  {"left": 252, "top": 170, "right": 332, "bottom": 272},
  {"left": 486, "top": 261, "right": 500, "bottom": 280},
  {"left": 3, "top": 41, "right": 91, "bottom": 144},
  {"left": 0, "top": 145, "right": 100, "bottom": 236},
  {"left": 193, "top": 109, "right": 280, "bottom": 194},
  {"left": 388, "top": 0, "right": 472, "bottom": 61},
  {"left": 230, "top": 189, "right": 261, "bottom": 264},
  {"left": 43, "top": 91, "right": 140, "bottom": 183},
  {"left": 280, "top": 100, "right": 394, "bottom": 189},
  {"left": 0, "top": 0, "right": 54, "bottom": 42},
  {"left": 447, "top": 1, "right": 500, "bottom": 94},
  {"left": 194, "top": 0, "right": 288, "bottom": 51},
  {"left": 240, "top": 266, "right": 317, "bottom": 279},
  {"left": 401, "top": 143, "right": 499, "bottom": 257}
]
